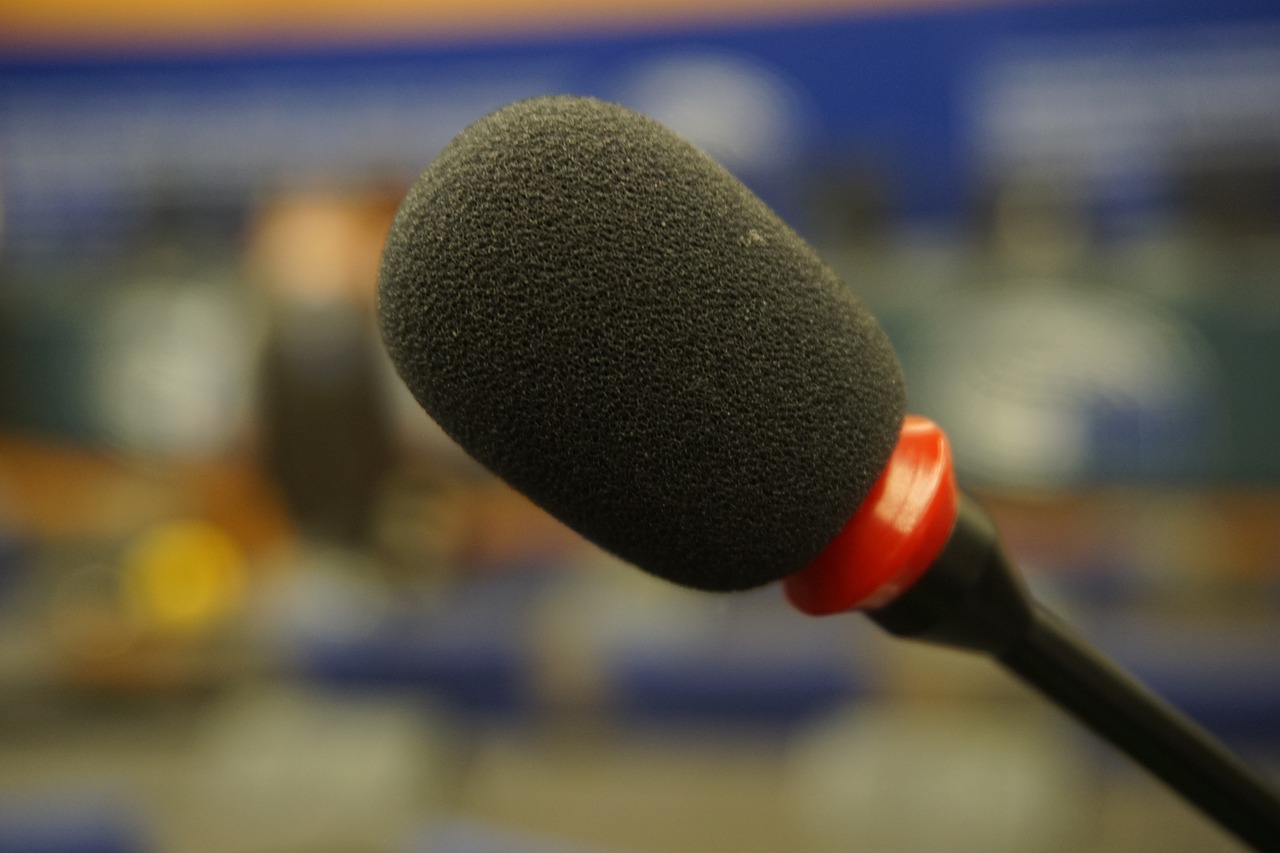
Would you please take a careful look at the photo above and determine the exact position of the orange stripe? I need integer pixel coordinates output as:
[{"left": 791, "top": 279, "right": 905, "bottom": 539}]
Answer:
[{"left": 0, "top": 0, "right": 991, "bottom": 51}]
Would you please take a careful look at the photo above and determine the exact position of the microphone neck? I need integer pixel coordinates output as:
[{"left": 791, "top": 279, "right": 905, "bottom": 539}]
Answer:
[{"left": 868, "top": 495, "right": 1033, "bottom": 656}]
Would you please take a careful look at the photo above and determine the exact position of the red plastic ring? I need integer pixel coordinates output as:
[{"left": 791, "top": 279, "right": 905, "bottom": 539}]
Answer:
[{"left": 784, "top": 415, "right": 958, "bottom": 615}]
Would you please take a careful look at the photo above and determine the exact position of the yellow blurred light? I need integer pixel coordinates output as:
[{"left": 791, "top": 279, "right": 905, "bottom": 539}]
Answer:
[{"left": 123, "top": 520, "right": 246, "bottom": 634}]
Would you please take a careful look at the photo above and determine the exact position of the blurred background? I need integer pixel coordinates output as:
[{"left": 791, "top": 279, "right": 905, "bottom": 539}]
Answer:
[{"left": 1, "top": 0, "right": 1278, "bottom": 850}]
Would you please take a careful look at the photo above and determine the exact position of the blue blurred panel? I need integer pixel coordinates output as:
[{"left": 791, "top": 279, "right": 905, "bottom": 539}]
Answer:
[
  {"left": 0, "top": 797, "right": 149, "bottom": 853},
  {"left": 298, "top": 573, "right": 546, "bottom": 719},
  {"left": 1098, "top": 622, "right": 1280, "bottom": 751},
  {"left": 0, "top": 527, "right": 27, "bottom": 605},
  {"left": 303, "top": 631, "right": 534, "bottom": 718},
  {"left": 607, "top": 649, "right": 866, "bottom": 728},
  {"left": 1137, "top": 659, "right": 1280, "bottom": 751},
  {"left": 1, "top": 0, "right": 1277, "bottom": 257}
]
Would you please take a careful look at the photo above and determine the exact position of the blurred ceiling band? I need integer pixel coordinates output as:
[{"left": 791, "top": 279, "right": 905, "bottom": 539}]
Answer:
[{"left": 0, "top": 0, "right": 1007, "bottom": 52}]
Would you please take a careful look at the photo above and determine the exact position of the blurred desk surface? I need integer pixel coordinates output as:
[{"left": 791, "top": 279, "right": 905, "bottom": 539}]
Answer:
[{"left": 0, "top": 433, "right": 292, "bottom": 553}]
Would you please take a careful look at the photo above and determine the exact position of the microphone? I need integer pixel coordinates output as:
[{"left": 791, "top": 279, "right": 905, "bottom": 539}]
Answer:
[
  {"left": 378, "top": 94, "right": 906, "bottom": 594},
  {"left": 378, "top": 96, "right": 1280, "bottom": 849}
]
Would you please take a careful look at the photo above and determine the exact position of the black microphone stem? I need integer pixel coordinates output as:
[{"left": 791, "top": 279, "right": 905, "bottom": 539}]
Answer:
[
  {"left": 869, "top": 498, "right": 1280, "bottom": 851},
  {"left": 1004, "top": 607, "right": 1280, "bottom": 850}
]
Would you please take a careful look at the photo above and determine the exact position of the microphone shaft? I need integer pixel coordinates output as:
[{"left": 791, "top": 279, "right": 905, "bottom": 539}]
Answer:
[
  {"left": 869, "top": 498, "right": 1280, "bottom": 850},
  {"left": 1001, "top": 608, "right": 1280, "bottom": 850}
]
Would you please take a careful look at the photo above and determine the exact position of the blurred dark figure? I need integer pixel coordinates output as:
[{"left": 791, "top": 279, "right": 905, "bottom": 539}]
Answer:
[
  {"left": 1177, "top": 152, "right": 1280, "bottom": 294},
  {"left": 0, "top": 289, "right": 17, "bottom": 433},
  {"left": 251, "top": 191, "right": 398, "bottom": 549},
  {"left": 259, "top": 304, "right": 394, "bottom": 547},
  {"left": 970, "top": 172, "right": 1095, "bottom": 284},
  {"left": 805, "top": 162, "right": 897, "bottom": 299}
]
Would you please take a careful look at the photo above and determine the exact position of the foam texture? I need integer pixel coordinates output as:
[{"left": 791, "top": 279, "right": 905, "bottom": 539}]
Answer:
[{"left": 379, "top": 96, "right": 906, "bottom": 591}]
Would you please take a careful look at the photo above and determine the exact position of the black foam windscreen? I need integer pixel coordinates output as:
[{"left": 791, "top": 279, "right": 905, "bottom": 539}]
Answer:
[{"left": 379, "top": 95, "right": 906, "bottom": 591}]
